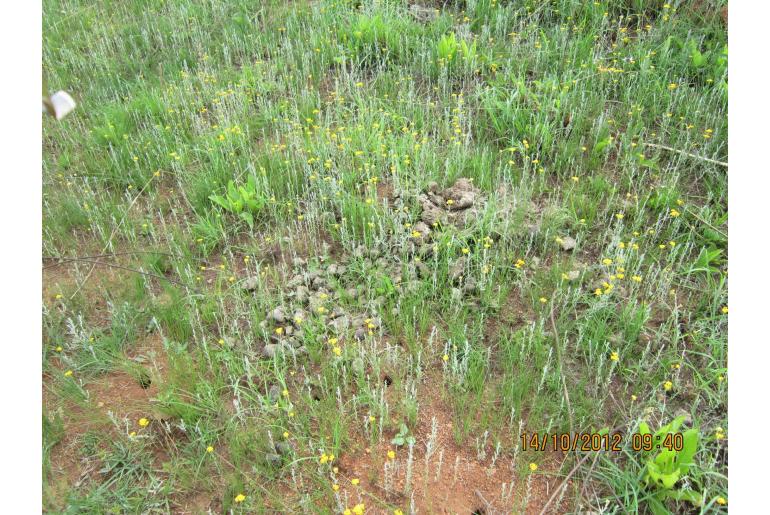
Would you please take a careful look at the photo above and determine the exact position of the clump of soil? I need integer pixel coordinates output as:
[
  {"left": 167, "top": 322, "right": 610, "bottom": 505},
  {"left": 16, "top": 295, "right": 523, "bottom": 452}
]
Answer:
[{"left": 417, "top": 178, "right": 485, "bottom": 233}]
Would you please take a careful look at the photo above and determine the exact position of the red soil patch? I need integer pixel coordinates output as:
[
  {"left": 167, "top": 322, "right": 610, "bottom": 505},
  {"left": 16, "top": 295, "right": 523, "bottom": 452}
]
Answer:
[
  {"left": 335, "top": 375, "right": 568, "bottom": 514},
  {"left": 44, "top": 333, "right": 169, "bottom": 509}
]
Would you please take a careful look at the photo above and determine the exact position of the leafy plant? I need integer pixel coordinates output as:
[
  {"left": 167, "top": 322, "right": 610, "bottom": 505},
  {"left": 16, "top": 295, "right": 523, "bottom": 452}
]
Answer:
[
  {"left": 208, "top": 175, "right": 265, "bottom": 229},
  {"left": 342, "top": 13, "right": 406, "bottom": 65},
  {"left": 639, "top": 417, "right": 702, "bottom": 513},
  {"left": 391, "top": 422, "right": 415, "bottom": 447},
  {"left": 686, "top": 247, "right": 724, "bottom": 275},
  {"left": 435, "top": 32, "right": 478, "bottom": 72}
]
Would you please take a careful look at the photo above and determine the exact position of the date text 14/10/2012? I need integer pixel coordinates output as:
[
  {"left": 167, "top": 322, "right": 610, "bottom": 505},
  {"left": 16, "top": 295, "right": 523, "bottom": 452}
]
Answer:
[{"left": 519, "top": 432, "right": 685, "bottom": 452}]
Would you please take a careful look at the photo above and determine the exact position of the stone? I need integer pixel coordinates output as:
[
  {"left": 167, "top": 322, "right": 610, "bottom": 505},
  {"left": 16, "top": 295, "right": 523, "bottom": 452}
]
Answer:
[
  {"left": 292, "top": 309, "right": 308, "bottom": 325},
  {"left": 270, "top": 307, "right": 287, "bottom": 324},
  {"left": 420, "top": 198, "right": 444, "bottom": 226},
  {"left": 559, "top": 236, "right": 577, "bottom": 251},
  {"left": 274, "top": 441, "right": 292, "bottom": 456},
  {"left": 413, "top": 221, "right": 431, "bottom": 238},
  {"left": 409, "top": 4, "right": 438, "bottom": 22},
  {"left": 296, "top": 289, "right": 310, "bottom": 305},
  {"left": 462, "top": 277, "right": 478, "bottom": 295},
  {"left": 262, "top": 343, "right": 289, "bottom": 359},
  {"left": 265, "top": 452, "right": 282, "bottom": 467},
  {"left": 416, "top": 261, "right": 431, "bottom": 279},
  {"left": 427, "top": 191, "right": 446, "bottom": 207},
  {"left": 565, "top": 270, "right": 581, "bottom": 281},
  {"left": 450, "top": 256, "right": 467, "bottom": 282},
  {"left": 329, "top": 315, "right": 350, "bottom": 332},
  {"left": 354, "top": 327, "right": 367, "bottom": 341},
  {"left": 442, "top": 178, "right": 480, "bottom": 211},
  {"left": 268, "top": 384, "right": 281, "bottom": 403},
  {"left": 242, "top": 277, "right": 259, "bottom": 291}
]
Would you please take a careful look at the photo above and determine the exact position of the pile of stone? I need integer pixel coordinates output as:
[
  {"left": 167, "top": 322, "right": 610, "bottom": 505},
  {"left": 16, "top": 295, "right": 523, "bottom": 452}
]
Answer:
[
  {"left": 253, "top": 257, "right": 382, "bottom": 359},
  {"left": 415, "top": 178, "right": 485, "bottom": 235}
]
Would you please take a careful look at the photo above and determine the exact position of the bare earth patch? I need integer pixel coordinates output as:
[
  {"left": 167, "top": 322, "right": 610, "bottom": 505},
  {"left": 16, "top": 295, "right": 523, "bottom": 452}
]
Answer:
[{"left": 337, "top": 375, "right": 568, "bottom": 514}]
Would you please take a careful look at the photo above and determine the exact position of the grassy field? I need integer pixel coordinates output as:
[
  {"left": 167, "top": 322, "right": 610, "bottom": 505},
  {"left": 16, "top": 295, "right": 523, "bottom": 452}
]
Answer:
[{"left": 42, "top": 0, "right": 728, "bottom": 513}]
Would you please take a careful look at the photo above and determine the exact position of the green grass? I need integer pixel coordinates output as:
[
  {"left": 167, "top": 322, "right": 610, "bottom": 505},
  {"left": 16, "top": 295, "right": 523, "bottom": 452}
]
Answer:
[{"left": 43, "top": 0, "right": 728, "bottom": 513}]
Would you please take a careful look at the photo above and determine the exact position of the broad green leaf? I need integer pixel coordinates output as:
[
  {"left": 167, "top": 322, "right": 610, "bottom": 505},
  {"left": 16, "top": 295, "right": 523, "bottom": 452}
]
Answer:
[
  {"left": 666, "top": 489, "right": 703, "bottom": 506},
  {"left": 209, "top": 195, "right": 231, "bottom": 211},
  {"left": 239, "top": 211, "right": 254, "bottom": 229},
  {"left": 676, "top": 429, "right": 699, "bottom": 474}
]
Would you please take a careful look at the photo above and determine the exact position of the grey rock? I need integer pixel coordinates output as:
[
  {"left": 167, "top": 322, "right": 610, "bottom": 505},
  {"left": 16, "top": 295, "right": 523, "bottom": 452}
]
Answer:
[
  {"left": 354, "top": 327, "right": 367, "bottom": 341},
  {"left": 262, "top": 342, "right": 289, "bottom": 359},
  {"left": 449, "top": 256, "right": 467, "bottom": 282},
  {"left": 413, "top": 221, "right": 431, "bottom": 238},
  {"left": 268, "top": 384, "right": 281, "bottom": 403},
  {"left": 443, "top": 178, "right": 480, "bottom": 211},
  {"left": 559, "top": 236, "right": 577, "bottom": 251},
  {"left": 462, "top": 277, "right": 478, "bottom": 295},
  {"left": 293, "top": 286, "right": 310, "bottom": 304},
  {"left": 329, "top": 315, "right": 350, "bottom": 332},
  {"left": 420, "top": 200, "right": 444, "bottom": 226},
  {"left": 270, "top": 307, "right": 287, "bottom": 324},
  {"left": 265, "top": 452, "right": 283, "bottom": 467},
  {"left": 242, "top": 277, "right": 259, "bottom": 291},
  {"left": 415, "top": 261, "right": 431, "bottom": 279},
  {"left": 427, "top": 191, "right": 446, "bottom": 206},
  {"left": 292, "top": 309, "right": 308, "bottom": 325},
  {"left": 274, "top": 441, "right": 292, "bottom": 456}
]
